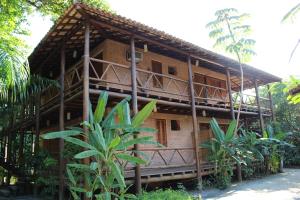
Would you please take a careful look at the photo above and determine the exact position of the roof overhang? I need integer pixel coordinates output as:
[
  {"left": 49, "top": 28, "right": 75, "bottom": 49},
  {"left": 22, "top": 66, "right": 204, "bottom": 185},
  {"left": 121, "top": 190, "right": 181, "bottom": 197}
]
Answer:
[{"left": 28, "top": 3, "right": 281, "bottom": 89}]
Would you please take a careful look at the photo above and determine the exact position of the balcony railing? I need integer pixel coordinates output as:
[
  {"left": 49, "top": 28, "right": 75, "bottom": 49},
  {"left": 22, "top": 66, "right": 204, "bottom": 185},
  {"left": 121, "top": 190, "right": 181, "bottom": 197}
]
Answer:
[{"left": 40, "top": 58, "right": 272, "bottom": 115}]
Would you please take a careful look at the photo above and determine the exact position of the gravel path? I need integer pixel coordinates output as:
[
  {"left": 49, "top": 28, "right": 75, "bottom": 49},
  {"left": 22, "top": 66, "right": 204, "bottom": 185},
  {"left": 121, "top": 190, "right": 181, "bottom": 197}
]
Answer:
[{"left": 194, "top": 168, "right": 300, "bottom": 200}]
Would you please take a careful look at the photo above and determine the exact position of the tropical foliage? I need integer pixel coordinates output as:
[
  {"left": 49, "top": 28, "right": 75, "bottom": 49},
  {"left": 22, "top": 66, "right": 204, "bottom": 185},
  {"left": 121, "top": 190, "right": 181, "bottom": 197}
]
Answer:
[
  {"left": 206, "top": 8, "right": 256, "bottom": 130},
  {"left": 42, "top": 92, "right": 158, "bottom": 199},
  {"left": 202, "top": 118, "right": 294, "bottom": 189},
  {"left": 201, "top": 118, "right": 248, "bottom": 189}
]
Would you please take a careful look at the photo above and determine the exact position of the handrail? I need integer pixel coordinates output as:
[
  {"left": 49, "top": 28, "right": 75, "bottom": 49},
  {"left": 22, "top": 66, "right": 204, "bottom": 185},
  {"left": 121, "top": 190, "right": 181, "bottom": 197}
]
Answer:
[{"left": 193, "top": 82, "right": 227, "bottom": 92}]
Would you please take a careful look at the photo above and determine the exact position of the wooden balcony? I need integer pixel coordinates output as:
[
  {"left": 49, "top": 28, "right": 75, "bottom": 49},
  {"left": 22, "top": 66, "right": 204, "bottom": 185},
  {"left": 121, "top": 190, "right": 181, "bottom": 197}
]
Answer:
[
  {"left": 39, "top": 57, "right": 272, "bottom": 116},
  {"left": 116, "top": 147, "right": 215, "bottom": 183}
]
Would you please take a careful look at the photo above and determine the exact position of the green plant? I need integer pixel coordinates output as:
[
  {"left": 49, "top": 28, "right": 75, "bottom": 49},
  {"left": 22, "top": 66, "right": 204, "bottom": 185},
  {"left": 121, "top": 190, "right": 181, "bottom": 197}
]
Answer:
[
  {"left": 206, "top": 8, "right": 256, "bottom": 130},
  {"left": 42, "top": 92, "right": 158, "bottom": 200},
  {"left": 139, "top": 189, "right": 200, "bottom": 200},
  {"left": 256, "top": 124, "right": 294, "bottom": 174},
  {"left": 201, "top": 118, "right": 247, "bottom": 189},
  {"left": 35, "top": 154, "right": 59, "bottom": 199}
]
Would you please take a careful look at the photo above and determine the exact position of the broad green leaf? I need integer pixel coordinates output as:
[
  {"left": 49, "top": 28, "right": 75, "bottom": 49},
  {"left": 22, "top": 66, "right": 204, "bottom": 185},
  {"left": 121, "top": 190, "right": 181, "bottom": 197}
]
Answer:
[
  {"left": 89, "top": 102, "right": 94, "bottom": 125},
  {"left": 74, "top": 150, "right": 99, "bottom": 159},
  {"left": 64, "top": 136, "right": 96, "bottom": 151},
  {"left": 132, "top": 100, "right": 156, "bottom": 128},
  {"left": 116, "top": 153, "right": 146, "bottom": 164},
  {"left": 225, "top": 120, "right": 237, "bottom": 141},
  {"left": 94, "top": 123, "right": 106, "bottom": 150},
  {"left": 209, "top": 118, "right": 225, "bottom": 142},
  {"left": 66, "top": 167, "right": 76, "bottom": 185},
  {"left": 102, "top": 97, "right": 130, "bottom": 126},
  {"left": 121, "top": 136, "right": 155, "bottom": 148},
  {"left": 70, "top": 190, "right": 80, "bottom": 200},
  {"left": 109, "top": 136, "right": 121, "bottom": 149},
  {"left": 41, "top": 130, "right": 82, "bottom": 139},
  {"left": 94, "top": 92, "right": 108, "bottom": 123},
  {"left": 67, "top": 163, "right": 91, "bottom": 171},
  {"left": 90, "top": 162, "right": 98, "bottom": 170},
  {"left": 110, "top": 161, "right": 125, "bottom": 189},
  {"left": 70, "top": 186, "right": 86, "bottom": 193}
]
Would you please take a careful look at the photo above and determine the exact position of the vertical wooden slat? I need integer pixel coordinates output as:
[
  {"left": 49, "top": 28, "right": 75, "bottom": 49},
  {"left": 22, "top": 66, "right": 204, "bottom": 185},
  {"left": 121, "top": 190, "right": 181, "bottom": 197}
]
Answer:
[
  {"left": 187, "top": 56, "right": 202, "bottom": 188},
  {"left": 130, "top": 37, "right": 141, "bottom": 193},
  {"left": 254, "top": 80, "right": 264, "bottom": 133},
  {"left": 59, "top": 45, "right": 65, "bottom": 200},
  {"left": 83, "top": 22, "right": 90, "bottom": 199},
  {"left": 267, "top": 84, "right": 275, "bottom": 121},
  {"left": 226, "top": 69, "right": 235, "bottom": 120}
]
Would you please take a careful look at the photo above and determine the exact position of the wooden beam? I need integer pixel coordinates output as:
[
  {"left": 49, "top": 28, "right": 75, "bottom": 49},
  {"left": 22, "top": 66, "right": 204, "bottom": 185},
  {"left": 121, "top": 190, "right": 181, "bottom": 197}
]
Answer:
[
  {"left": 254, "top": 80, "right": 264, "bottom": 133},
  {"left": 267, "top": 84, "right": 276, "bottom": 121},
  {"left": 187, "top": 56, "right": 202, "bottom": 188},
  {"left": 83, "top": 21, "right": 90, "bottom": 199},
  {"left": 59, "top": 44, "right": 65, "bottom": 200},
  {"left": 130, "top": 37, "right": 141, "bottom": 194},
  {"left": 226, "top": 69, "right": 235, "bottom": 120}
]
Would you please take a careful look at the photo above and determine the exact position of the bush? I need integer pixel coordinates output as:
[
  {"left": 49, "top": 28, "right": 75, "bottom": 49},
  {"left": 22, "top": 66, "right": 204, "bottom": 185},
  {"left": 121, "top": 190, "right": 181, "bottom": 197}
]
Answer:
[{"left": 139, "top": 189, "right": 200, "bottom": 200}]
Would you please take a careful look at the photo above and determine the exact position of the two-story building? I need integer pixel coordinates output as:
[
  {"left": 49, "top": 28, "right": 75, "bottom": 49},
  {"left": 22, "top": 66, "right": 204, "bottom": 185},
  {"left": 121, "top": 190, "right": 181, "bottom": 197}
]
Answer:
[{"left": 25, "top": 3, "right": 280, "bottom": 194}]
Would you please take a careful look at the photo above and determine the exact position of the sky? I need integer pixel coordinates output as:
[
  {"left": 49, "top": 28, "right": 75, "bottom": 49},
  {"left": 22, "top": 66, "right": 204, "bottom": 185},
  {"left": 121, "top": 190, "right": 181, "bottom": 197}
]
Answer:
[{"left": 26, "top": 0, "right": 300, "bottom": 79}]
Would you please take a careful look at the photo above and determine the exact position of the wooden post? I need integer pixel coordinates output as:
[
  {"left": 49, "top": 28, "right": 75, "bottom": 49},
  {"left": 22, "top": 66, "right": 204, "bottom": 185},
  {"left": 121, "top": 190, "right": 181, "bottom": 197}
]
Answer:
[
  {"left": 187, "top": 56, "right": 202, "bottom": 189},
  {"left": 267, "top": 84, "right": 276, "bottom": 121},
  {"left": 59, "top": 45, "right": 65, "bottom": 200},
  {"left": 83, "top": 21, "right": 90, "bottom": 199},
  {"left": 130, "top": 37, "right": 141, "bottom": 193},
  {"left": 226, "top": 69, "right": 235, "bottom": 120},
  {"left": 254, "top": 80, "right": 264, "bottom": 134}
]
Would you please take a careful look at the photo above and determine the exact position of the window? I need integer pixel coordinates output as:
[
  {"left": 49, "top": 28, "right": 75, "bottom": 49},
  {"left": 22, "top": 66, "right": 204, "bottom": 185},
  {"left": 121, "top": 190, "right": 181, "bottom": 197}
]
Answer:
[
  {"left": 126, "top": 50, "right": 143, "bottom": 63},
  {"left": 168, "top": 66, "right": 177, "bottom": 76},
  {"left": 171, "top": 120, "right": 181, "bottom": 131}
]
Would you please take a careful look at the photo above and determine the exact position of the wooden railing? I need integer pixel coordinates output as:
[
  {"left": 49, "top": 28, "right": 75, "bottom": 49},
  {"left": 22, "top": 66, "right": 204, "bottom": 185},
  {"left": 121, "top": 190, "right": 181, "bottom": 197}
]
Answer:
[
  {"left": 193, "top": 82, "right": 228, "bottom": 106},
  {"left": 141, "top": 147, "right": 195, "bottom": 168},
  {"left": 259, "top": 96, "right": 271, "bottom": 112},
  {"left": 39, "top": 58, "right": 272, "bottom": 115},
  {"left": 233, "top": 93, "right": 272, "bottom": 112}
]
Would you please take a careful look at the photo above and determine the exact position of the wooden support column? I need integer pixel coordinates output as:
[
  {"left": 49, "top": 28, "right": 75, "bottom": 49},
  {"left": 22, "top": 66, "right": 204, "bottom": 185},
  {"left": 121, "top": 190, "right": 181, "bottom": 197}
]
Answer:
[
  {"left": 254, "top": 80, "right": 264, "bottom": 133},
  {"left": 226, "top": 69, "right": 235, "bottom": 120},
  {"left": 187, "top": 56, "right": 202, "bottom": 188},
  {"left": 267, "top": 84, "right": 276, "bottom": 121},
  {"left": 83, "top": 21, "right": 90, "bottom": 199},
  {"left": 130, "top": 37, "right": 141, "bottom": 193},
  {"left": 59, "top": 45, "right": 65, "bottom": 200}
]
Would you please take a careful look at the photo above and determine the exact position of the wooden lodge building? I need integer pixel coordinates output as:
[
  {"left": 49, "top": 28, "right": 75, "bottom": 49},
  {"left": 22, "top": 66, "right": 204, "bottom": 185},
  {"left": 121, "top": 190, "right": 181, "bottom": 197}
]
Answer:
[{"left": 24, "top": 3, "right": 280, "bottom": 193}]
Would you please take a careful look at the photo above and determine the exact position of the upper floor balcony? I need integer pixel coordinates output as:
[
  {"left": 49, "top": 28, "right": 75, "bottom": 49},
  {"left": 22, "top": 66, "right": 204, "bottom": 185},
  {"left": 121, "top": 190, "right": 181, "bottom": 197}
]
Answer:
[{"left": 39, "top": 56, "right": 273, "bottom": 117}]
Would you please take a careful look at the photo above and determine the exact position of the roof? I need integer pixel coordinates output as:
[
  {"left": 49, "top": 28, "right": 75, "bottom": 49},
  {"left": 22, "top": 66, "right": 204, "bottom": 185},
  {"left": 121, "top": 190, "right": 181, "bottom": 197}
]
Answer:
[{"left": 28, "top": 3, "right": 281, "bottom": 87}]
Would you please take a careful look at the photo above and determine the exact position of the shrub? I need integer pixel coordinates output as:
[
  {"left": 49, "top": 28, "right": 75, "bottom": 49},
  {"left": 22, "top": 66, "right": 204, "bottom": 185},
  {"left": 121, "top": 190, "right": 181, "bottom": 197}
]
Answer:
[
  {"left": 139, "top": 189, "right": 200, "bottom": 200},
  {"left": 42, "top": 92, "right": 157, "bottom": 199}
]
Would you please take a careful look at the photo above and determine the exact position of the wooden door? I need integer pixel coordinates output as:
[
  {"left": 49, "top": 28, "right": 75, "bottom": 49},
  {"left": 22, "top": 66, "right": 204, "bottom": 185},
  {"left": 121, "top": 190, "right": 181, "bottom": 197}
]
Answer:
[
  {"left": 199, "top": 123, "right": 212, "bottom": 162},
  {"left": 193, "top": 73, "right": 207, "bottom": 100},
  {"left": 156, "top": 119, "right": 167, "bottom": 146},
  {"left": 151, "top": 60, "right": 163, "bottom": 88}
]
